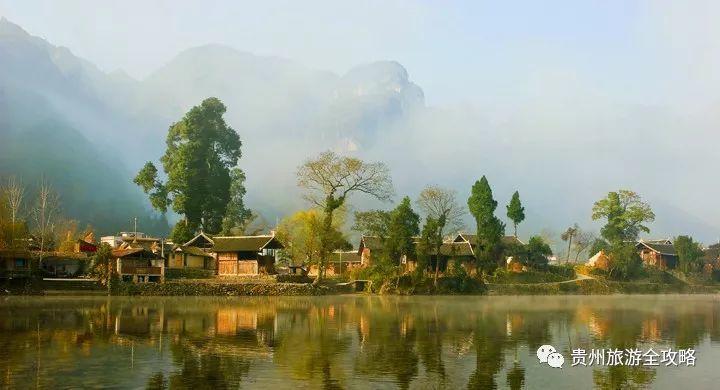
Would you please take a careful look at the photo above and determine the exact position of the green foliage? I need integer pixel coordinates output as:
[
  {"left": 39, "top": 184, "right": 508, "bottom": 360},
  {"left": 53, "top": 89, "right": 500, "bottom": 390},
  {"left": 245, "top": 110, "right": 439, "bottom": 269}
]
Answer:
[
  {"left": 385, "top": 196, "right": 420, "bottom": 261},
  {"left": 606, "top": 242, "right": 643, "bottom": 281},
  {"left": 276, "top": 274, "right": 314, "bottom": 284},
  {"left": 135, "top": 98, "right": 245, "bottom": 234},
  {"left": 675, "top": 235, "right": 705, "bottom": 274},
  {"left": 352, "top": 210, "right": 391, "bottom": 238},
  {"left": 525, "top": 236, "right": 552, "bottom": 270},
  {"left": 165, "top": 268, "right": 214, "bottom": 279},
  {"left": 592, "top": 190, "right": 655, "bottom": 243},
  {"left": 489, "top": 269, "right": 571, "bottom": 284},
  {"left": 505, "top": 190, "right": 525, "bottom": 237},
  {"left": 468, "top": 176, "right": 505, "bottom": 273},
  {"left": 171, "top": 220, "right": 196, "bottom": 244},
  {"left": 416, "top": 216, "right": 443, "bottom": 277},
  {"left": 221, "top": 168, "right": 252, "bottom": 235},
  {"left": 589, "top": 238, "right": 610, "bottom": 256}
]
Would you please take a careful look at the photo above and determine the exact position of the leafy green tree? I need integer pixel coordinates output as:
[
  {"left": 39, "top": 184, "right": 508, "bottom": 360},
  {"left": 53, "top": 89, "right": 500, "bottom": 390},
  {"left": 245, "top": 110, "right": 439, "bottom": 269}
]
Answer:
[
  {"left": 505, "top": 191, "right": 525, "bottom": 237},
  {"left": 221, "top": 168, "right": 251, "bottom": 235},
  {"left": 297, "top": 151, "right": 393, "bottom": 282},
  {"left": 675, "top": 235, "right": 704, "bottom": 274},
  {"left": 352, "top": 210, "right": 391, "bottom": 238},
  {"left": 416, "top": 217, "right": 442, "bottom": 279},
  {"left": 607, "top": 243, "right": 643, "bottom": 281},
  {"left": 134, "top": 98, "right": 246, "bottom": 242},
  {"left": 467, "top": 176, "right": 505, "bottom": 273},
  {"left": 591, "top": 190, "right": 655, "bottom": 244},
  {"left": 589, "top": 238, "right": 610, "bottom": 256},
  {"left": 385, "top": 197, "right": 420, "bottom": 279},
  {"left": 525, "top": 236, "right": 552, "bottom": 270}
]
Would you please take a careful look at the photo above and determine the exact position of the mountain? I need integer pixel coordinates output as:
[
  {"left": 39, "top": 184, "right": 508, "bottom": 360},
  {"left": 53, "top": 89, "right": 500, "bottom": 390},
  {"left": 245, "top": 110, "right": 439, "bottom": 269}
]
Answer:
[{"left": 0, "top": 18, "right": 167, "bottom": 235}]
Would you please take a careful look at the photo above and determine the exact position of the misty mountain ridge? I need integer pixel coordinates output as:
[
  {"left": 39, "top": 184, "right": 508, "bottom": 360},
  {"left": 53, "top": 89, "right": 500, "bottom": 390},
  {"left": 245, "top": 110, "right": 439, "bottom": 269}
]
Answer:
[{"left": 1, "top": 17, "right": 718, "bottom": 245}]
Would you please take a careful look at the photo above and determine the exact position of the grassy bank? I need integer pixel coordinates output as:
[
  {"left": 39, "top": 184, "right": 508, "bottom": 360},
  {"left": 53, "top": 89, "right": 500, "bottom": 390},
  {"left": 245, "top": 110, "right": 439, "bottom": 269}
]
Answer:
[
  {"left": 111, "top": 279, "right": 349, "bottom": 296},
  {"left": 487, "top": 278, "right": 720, "bottom": 295}
]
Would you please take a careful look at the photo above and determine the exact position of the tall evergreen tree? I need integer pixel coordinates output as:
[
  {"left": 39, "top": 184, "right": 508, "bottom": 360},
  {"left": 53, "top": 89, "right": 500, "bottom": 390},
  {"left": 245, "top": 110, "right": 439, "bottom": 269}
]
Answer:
[
  {"left": 468, "top": 176, "right": 505, "bottom": 273},
  {"left": 505, "top": 191, "right": 525, "bottom": 237},
  {"left": 134, "top": 98, "right": 247, "bottom": 243},
  {"left": 385, "top": 196, "right": 421, "bottom": 264}
]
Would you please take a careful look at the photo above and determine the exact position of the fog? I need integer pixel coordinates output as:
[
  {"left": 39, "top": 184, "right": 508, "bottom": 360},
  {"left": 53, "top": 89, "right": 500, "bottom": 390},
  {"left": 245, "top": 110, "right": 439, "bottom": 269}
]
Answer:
[{"left": 1, "top": 1, "right": 719, "bottom": 245}]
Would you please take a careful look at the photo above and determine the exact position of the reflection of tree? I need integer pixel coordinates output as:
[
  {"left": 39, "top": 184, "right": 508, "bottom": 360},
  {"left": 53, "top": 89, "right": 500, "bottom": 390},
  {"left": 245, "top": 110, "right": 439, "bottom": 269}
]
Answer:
[
  {"left": 467, "top": 315, "right": 507, "bottom": 390},
  {"left": 273, "top": 305, "right": 351, "bottom": 389},
  {"left": 162, "top": 342, "right": 251, "bottom": 389},
  {"left": 506, "top": 361, "right": 525, "bottom": 390},
  {"left": 592, "top": 366, "right": 655, "bottom": 390}
]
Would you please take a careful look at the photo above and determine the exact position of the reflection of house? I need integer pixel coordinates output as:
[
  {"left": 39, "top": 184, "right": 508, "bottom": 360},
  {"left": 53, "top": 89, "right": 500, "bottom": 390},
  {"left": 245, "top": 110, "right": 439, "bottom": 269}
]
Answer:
[
  {"left": 170, "top": 246, "right": 215, "bottom": 270},
  {"left": 636, "top": 240, "right": 678, "bottom": 270},
  {"left": 213, "top": 235, "right": 283, "bottom": 276},
  {"left": 112, "top": 248, "right": 164, "bottom": 282},
  {"left": 0, "top": 250, "right": 33, "bottom": 278}
]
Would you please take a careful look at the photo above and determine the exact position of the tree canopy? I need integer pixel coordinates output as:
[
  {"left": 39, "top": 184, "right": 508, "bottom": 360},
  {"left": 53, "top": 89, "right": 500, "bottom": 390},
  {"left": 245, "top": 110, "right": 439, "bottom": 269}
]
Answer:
[
  {"left": 591, "top": 190, "right": 655, "bottom": 244},
  {"left": 506, "top": 191, "right": 525, "bottom": 237},
  {"left": 134, "top": 98, "right": 248, "bottom": 242},
  {"left": 385, "top": 196, "right": 420, "bottom": 262},
  {"left": 468, "top": 176, "right": 505, "bottom": 272},
  {"left": 675, "top": 235, "right": 705, "bottom": 274}
]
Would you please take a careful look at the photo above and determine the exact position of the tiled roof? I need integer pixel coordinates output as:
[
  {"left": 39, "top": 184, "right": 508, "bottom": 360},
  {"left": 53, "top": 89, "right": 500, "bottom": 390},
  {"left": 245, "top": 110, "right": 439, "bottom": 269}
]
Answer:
[
  {"left": 637, "top": 242, "right": 677, "bottom": 256},
  {"left": 175, "top": 246, "right": 214, "bottom": 258},
  {"left": 455, "top": 233, "right": 524, "bottom": 246},
  {"left": 211, "top": 235, "right": 284, "bottom": 252},
  {"left": 111, "top": 248, "right": 160, "bottom": 258}
]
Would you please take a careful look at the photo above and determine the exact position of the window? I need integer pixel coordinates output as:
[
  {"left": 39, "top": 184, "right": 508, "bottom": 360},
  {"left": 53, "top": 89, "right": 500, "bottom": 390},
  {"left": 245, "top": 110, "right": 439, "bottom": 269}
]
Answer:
[{"left": 15, "top": 259, "right": 26, "bottom": 268}]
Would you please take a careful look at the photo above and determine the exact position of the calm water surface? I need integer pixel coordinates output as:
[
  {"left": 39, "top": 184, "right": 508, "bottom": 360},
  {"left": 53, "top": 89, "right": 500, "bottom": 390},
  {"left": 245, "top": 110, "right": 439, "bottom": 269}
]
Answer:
[{"left": 1, "top": 295, "right": 719, "bottom": 389}]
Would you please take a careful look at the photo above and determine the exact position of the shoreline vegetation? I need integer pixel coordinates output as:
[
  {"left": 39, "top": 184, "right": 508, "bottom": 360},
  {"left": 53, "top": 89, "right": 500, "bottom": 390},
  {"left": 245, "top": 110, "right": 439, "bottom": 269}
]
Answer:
[{"left": 4, "top": 266, "right": 719, "bottom": 296}]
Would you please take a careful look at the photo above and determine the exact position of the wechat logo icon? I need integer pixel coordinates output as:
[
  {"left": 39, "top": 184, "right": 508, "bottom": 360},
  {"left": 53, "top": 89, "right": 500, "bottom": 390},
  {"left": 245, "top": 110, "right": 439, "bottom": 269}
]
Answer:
[{"left": 537, "top": 345, "right": 564, "bottom": 368}]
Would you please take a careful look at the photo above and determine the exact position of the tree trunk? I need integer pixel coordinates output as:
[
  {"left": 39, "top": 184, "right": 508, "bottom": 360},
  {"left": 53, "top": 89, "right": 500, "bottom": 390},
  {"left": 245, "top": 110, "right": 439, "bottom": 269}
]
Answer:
[
  {"left": 315, "top": 208, "right": 335, "bottom": 285},
  {"left": 566, "top": 236, "right": 573, "bottom": 264},
  {"left": 513, "top": 222, "right": 518, "bottom": 238},
  {"left": 433, "top": 244, "right": 440, "bottom": 288}
]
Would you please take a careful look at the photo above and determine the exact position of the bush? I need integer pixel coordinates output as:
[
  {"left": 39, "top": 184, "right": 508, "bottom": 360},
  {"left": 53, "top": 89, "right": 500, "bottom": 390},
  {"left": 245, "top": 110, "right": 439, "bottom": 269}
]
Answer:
[
  {"left": 488, "top": 269, "right": 572, "bottom": 284},
  {"left": 547, "top": 264, "right": 576, "bottom": 278},
  {"left": 165, "top": 268, "right": 214, "bottom": 279},
  {"left": 275, "top": 274, "right": 314, "bottom": 284}
]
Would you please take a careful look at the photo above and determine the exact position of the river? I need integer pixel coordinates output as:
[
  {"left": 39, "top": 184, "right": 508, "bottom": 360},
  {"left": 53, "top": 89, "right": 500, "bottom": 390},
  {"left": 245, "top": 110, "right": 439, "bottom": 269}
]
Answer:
[{"left": 1, "top": 295, "right": 718, "bottom": 389}]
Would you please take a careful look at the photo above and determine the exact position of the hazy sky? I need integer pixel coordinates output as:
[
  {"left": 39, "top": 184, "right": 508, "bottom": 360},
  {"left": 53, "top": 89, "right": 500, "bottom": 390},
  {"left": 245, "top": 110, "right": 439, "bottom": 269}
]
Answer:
[
  {"left": 1, "top": 0, "right": 719, "bottom": 107},
  {"left": 1, "top": 1, "right": 719, "bottom": 243}
]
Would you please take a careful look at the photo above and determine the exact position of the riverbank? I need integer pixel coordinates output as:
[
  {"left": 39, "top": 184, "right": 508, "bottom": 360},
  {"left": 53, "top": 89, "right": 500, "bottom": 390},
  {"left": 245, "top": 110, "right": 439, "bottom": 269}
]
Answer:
[{"left": 486, "top": 278, "right": 720, "bottom": 295}]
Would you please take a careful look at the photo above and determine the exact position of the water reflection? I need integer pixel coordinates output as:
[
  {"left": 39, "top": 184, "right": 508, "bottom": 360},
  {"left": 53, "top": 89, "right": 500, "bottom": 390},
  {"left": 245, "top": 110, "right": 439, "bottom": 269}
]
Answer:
[{"left": 0, "top": 295, "right": 719, "bottom": 389}]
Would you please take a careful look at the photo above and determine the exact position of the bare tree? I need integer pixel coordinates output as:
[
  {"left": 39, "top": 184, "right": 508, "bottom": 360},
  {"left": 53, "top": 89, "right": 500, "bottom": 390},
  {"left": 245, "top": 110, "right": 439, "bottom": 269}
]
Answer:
[
  {"left": 3, "top": 176, "right": 25, "bottom": 248},
  {"left": 298, "top": 151, "right": 393, "bottom": 282},
  {"left": 31, "top": 178, "right": 61, "bottom": 266},
  {"left": 572, "top": 229, "right": 596, "bottom": 262},
  {"left": 416, "top": 186, "right": 465, "bottom": 285}
]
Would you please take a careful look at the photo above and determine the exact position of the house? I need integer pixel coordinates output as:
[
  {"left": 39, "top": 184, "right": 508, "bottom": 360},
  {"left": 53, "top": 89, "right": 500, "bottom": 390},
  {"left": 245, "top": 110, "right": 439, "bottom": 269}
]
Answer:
[
  {"left": 636, "top": 240, "right": 678, "bottom": 270},
  {"left": 112, "top": 247, "right": 165, "bottom": 283},
  {"left": 702, "top": 247, "right": 720, "bottom": 273},
  {"left": 170, "top": 246, "right": 215, "bottom": 270},
  {"left": 41, "top": 252, "right": 90, "bottom": 277},
  {"left": 0, "top": 250, "right": 33, "bottom": 279},
  {"left": 75, "top": 239, "right": 98, "bottom": 254},
  {"left": 308, "top": 250, "right": 363, "bottom": 276},
  {"left": 357, "top": 235, "right": 475, "bottom": 274},
  {"left": 212, "top": 235, "right": 283, "bottom": 276},
  {"left": 183, "top": 232, "right": 216, "bottom": 251}
]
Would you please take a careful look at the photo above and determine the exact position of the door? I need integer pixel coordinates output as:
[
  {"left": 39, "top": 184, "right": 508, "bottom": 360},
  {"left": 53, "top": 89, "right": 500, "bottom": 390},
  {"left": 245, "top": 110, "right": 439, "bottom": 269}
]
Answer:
[{"left": 218, "top": 260, "right": 237, "bottom": 275}]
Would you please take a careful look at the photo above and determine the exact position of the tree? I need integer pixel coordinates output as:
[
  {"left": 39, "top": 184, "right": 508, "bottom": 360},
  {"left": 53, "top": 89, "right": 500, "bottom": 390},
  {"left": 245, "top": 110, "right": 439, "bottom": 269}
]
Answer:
[
  {"left": 525, "top": 236, "right": 552, "bottom": 270},
  {"left": 591, "top": 190, "right": 655, "bottom": 244},
  {"left": 352, "top": 210, "right": 391, "bottom": 239},
  {"left": 505, "top": 191, "right": 525, "bottom": 237},
  {"left": 417, "top": 186, "right": 465, "bottom": 286},
  {"left": 134, "top": 98, "right": 246, "bottom": 242},
  {"left": 2, "top": 176, "right": 25, "bottom": 248},
  {"left": 220, "top": 168, "right": 252, "bottom": 235},
  {"left": 561, "top": 224, "right": 578, "bottom": 263},
  {"left": 589, "top": 238, "right": 610, "bottom": 257},
  {"left": 277, "top": 209, "right": 324, "bottom": 270},
  {"left": 467, "top": 177, "right": 505, "bottom": 274},
  {"left": 675, "top": 235, "right": 704, "bottom": 274},
  {"left": 385, "top": 197, "right": 420, "bottom": 280},
  {"left": 572, "top": 229, "right": 596, "bottom": 261},
  {"left": 416, "top": 217, "right": 442, "bottom": 280},
  {"left": 31, "top": 178, "right": 61, "bottom": 265},
  {"left": 607, "top": 243, "right": 643, "bottom": 281},
  {"left": 297, "top": 151, "right": 393, "bottom": 282}
]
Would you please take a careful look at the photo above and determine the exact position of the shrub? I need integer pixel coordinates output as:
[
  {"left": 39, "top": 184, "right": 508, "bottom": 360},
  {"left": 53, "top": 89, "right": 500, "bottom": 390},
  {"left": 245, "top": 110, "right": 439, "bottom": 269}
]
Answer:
[
  {"left": 165, "top": 268, "right": 214, "bottom": 279},
  {"left": 275, "top": 274, "right": 314, "bottom": 284}
]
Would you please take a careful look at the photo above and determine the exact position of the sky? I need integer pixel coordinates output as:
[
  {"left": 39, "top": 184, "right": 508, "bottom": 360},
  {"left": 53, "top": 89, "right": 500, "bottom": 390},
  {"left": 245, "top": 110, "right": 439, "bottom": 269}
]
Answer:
[
  {"left": 0, "top": 0, "right": 718, "bottom": 107},
  {"left": 1, "top": 0, "right": 719, "bottom": 244}
]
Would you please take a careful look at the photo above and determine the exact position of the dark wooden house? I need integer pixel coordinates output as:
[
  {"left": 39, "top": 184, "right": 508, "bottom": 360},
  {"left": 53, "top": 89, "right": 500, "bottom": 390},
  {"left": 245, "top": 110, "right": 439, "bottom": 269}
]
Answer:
[
  {"left": 113, "top": 248, "right": 165, "bottom": 282},
  {"left": 212, "top": 235, "right": 283, "bottom": 276},
  {"left": 636, "top": 241, "right": 678, "bottom": 270},
  {"left": 0, "top": 250, "right": 33, "bottom": 279}
]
